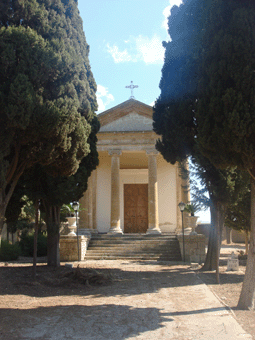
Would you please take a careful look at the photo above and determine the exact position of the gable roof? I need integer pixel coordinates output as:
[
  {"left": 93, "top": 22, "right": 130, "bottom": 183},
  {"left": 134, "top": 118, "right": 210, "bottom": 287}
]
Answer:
[{"left": 98, "top": 98, "right": 153, "bottom": 127}]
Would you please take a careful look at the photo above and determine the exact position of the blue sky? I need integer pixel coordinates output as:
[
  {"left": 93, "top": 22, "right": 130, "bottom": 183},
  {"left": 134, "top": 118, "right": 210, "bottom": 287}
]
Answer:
[
  {"left": 78, "top": 0, "right": 182, "bottom": 112},
  {"left": 78, "top": 0, "right": 210, "bottom": 223}
]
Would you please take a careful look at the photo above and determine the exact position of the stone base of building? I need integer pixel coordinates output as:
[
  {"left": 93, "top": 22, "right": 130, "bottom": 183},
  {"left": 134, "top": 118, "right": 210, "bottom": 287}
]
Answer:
[
  {"left": 177, "top": 234, "right": 206, "bottom": 264},
  {"left": 59, "top": 235, "right": 91, "bottom": 261},
  {"left": 107, "top": 227, "right": 123, "bottom": 235},
  {"left": 146, "top": 227, "right": 161, "bottom": 235}
]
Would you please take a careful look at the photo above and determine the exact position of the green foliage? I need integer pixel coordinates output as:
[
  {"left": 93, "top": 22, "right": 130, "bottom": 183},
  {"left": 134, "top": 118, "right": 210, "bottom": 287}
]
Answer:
[
  {"left": 19, "top": 232, "right": 47, "bottom": 257},
  {"left": 225, "top": 174, "right": 251, "bottom": 233},
  {"left": 195, "top": 1, "right": 255, "bottom": 172},
  {"left": 0, "top": 0, "right": 99, "bottom": 230},
  {"left": 153, "top": 0, "right": 255, "bottom": 207},
  {"left": 0, "top": 0, "right": 99, "bottom": 265},
  {"left": 153, "top": 0, "right": 255, "bottom": 274},
  {"left": 184, "top": 203, "right": 200, "bottom": 216},
  {"left": 0, "top": 240, "right": 21, "bottom": 261}
]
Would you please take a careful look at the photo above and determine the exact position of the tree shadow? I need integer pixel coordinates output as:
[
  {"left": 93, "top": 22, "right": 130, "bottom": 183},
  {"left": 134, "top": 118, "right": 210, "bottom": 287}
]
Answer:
[
  {"left": 0, "top": 264, "right": 201, "bottom": 298},
  {"left": 0, "top": 304, "right": 174, "bottom": 340},
  {"left": 0, "top": 262, "right": 244, "bottom": 299},
  {"left": 196, "top": 270, "right": 244, "bottom": 285}
]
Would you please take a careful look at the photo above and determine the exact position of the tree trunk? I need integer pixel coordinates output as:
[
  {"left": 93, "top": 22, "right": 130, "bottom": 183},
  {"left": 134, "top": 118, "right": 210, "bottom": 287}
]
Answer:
[
  {"left": 201, "top": 200, "right": 223, "bottom": 279},
  {"left": 33, "top": 200, "right": 39, "bottom": 279},
  {"left": 0, "top": 198, "right": 7, "bottom": 233},
  {"left": 226, "top": 227, "right": 232, "bottom": 244},
  {"left": 44, "top": 202, "right": 60, "bottom": 267},
  {"left": 238, "top": 176, "right": 255, "bottom": 310},
  {"left": 245, "top": 231, "right": 249, "bottom": 255},
  {"left": 0, "top": 164, "right": 25, "bottom": 233},
  {"left": 201, "top": 202, "right": 217, "bottom": 270}
]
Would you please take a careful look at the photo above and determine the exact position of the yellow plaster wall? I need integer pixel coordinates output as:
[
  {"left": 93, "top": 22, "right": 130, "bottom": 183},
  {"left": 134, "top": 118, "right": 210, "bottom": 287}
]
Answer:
[
  {"left": 96, "top": 153, "right": 111, "bottom": 233},
  {"left": 95, "top": 151, "right": 178, "bottom": 233},
  {"left": 157, "top": 155, "right": 177, "bottom": 232}
]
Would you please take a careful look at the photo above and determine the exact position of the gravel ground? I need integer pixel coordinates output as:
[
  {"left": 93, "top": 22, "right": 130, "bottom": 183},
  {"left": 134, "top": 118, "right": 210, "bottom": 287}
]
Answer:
[{"left": 0, "top": 243, "right": 254, "bottom": 340}]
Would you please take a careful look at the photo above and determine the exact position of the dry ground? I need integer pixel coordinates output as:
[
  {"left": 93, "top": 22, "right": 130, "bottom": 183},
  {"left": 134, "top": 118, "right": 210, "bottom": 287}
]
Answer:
[{"left": 0, "top": 244, "right": 254, "bottom": 339}]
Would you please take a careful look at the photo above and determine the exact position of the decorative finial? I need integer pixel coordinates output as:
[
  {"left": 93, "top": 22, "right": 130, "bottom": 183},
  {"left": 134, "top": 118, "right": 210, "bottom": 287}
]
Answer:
[{"left": 125, "top": 81, "right": 138, "bottom": 99}]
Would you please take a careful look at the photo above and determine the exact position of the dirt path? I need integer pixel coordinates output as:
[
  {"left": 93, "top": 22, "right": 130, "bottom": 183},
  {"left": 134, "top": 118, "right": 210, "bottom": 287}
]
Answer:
[{"left": 0, "top": 259, "right": 253, "bottom": 340}]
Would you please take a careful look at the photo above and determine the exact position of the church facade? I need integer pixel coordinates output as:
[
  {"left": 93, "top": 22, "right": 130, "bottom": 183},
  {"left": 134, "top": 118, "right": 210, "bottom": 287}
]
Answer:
[{"left": 79, "top": 98, "right": 189, "bottom": 235}]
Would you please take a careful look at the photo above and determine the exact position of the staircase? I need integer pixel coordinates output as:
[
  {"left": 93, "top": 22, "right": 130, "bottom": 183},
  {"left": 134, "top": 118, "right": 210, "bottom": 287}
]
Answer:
[{"left": 85, "top": 233, "right": 182, "bottom": 261}]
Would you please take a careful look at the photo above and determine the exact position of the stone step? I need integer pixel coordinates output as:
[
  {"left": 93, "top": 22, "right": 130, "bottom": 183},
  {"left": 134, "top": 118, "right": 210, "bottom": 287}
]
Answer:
[
  {"left": 84, "top": 255, "right": 180, "bottom": 261},
  {"left": 85, "top": 233, "right": 182, "bottom": 262},
  {"left": 91, "top": 235, "right": 176, "bottom": 240},
  {"left": 87, "top": 243, "right": 180, "bottom": 248},
  {"left": 85, "top": 249, "right": 179, "bottom": 254},
  {"left": 84, "top": 245, "right": 179, "bottom": 251}
]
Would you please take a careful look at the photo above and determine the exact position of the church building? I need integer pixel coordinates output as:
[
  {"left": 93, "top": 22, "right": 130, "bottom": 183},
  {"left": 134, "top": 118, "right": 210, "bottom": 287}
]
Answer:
[{"left": 79, "top": 97, "right": 189, "bottom": 235}]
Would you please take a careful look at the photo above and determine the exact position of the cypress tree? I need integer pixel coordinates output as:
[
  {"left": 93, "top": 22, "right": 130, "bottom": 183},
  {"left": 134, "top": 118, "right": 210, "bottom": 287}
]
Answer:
[
  {"left": 155, "top": 0, "right": 255, "bottom": 308},
  {"left": 153, "top": 0, "right": 253, "bottom": 284},
  {"left": 24, "top": 116, "right": 99, "bottom": 266},
  {"left": 194, "top": 0, "right": 255, "bottom": 309},
  {"left": 0, "top": 0, "right": 98, "bottom": 238}
]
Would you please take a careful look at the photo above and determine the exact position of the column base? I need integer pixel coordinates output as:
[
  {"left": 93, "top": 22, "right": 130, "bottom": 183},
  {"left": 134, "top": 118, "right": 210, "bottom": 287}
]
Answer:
[
  {"left": 78, "top": 228, "right": 92, "bottom": 236},
  {"left": 146, "top": 227, "right": 161, "bottom": 235},
  {"left": 107, "top": 227, "right": 123, "bottom": 235},
  {"left": 90, "top": 229, "right": 98, "bottom": 234}
]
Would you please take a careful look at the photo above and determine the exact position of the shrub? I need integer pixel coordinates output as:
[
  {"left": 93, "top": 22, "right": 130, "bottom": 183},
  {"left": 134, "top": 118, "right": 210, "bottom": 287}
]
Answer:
[
  {"left": 19, "top": 232, "right": 47, "bottom": 257},
  {"left": 0, "top": 240, "right": 21, "bottom": 261}
]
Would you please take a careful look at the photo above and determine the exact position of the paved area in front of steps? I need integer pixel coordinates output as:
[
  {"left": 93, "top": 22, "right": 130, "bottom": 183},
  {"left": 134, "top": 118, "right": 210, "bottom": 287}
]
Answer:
[{"left": 0, "top": 260, "right": 252, "bottom": 340}]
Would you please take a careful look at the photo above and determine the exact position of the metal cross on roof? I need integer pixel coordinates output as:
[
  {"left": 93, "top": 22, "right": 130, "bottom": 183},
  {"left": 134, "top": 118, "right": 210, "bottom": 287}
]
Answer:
[{"left": 125, "top": 81, "right": 138, "bottom": 99}]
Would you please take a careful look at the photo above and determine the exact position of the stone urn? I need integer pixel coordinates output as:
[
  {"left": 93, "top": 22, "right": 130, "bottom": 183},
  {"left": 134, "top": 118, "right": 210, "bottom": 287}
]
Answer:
[
  {"left": 66, "top": 216, "right": 77, "bottom": 236},
  {"left": 185, "top": 216, "right": 199, "bottom": 235}
]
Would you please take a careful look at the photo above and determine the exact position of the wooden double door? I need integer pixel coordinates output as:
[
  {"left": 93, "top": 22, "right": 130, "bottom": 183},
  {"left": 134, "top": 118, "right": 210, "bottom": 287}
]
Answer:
[{"left": 124, "top": 184, "right": 148, "bottom": 233}]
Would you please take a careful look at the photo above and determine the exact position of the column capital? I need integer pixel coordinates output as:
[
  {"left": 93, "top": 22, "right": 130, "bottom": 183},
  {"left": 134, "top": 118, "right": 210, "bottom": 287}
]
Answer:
[
  {"left": 146, "top": 148, "right": 159, "bottom": 156},
  {"left": 108, "top": 149, "right": 122, "bottom": 156}
]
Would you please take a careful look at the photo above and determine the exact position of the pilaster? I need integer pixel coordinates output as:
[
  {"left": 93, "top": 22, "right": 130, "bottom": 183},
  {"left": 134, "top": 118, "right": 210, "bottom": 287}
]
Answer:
[
  {"left": 108, "top": 150, "right": 123, "bottom": 234},
  {"left": 146, "top": 149, "right": 161, "bottom": 234}
]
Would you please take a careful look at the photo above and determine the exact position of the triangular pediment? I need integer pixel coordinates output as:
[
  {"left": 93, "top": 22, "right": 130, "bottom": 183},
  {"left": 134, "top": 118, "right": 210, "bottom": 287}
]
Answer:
[{"left": 98, "top": 99, "right": 153, "bottom": 132}]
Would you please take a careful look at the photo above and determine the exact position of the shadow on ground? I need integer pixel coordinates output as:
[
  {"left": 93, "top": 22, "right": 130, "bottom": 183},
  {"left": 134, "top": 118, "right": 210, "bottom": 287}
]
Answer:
[
  {"left": 0, "top": 304, "right": 174, "bottom": 340},
  {"left": 0, "top": 262, "right": 244, "bottom": 299}
]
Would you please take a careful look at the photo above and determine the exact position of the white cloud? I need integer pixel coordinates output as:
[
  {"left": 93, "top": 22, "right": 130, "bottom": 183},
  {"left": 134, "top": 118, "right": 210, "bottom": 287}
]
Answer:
[
  {"left": 106, "top": 44, "right": 133, "bottom": 63},
  {"left": 106, "top": 34, "right": 164, "bottom": 65},
  {"left": 135, "top": 35, "right": 164, "bottom": 64},
  {"left": 96, "top": 85, "right": 114, "bottom": 112},
  {"left": 162, "top": 0, "right": 183, "bottom": 32},
  {"left": 150, "top": 101, "right": 155, "bottom": 107}
]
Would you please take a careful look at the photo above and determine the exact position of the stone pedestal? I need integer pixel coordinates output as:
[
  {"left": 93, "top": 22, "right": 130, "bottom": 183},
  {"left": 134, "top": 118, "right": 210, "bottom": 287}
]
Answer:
[
  {"left": 227, "top": 252, "right": 239, "bottom": 271},
  {"left": 146, "top": 150, "right": 161, "bottom": 235},
  {"left": 108, "top": 150, "right": 123, "bottom": 234},
  {"left": 177, "top": 234, "right": 206, "bottom": 263},
  {"left": 59, "top": 235, "right": 91, "bottom": 261}
]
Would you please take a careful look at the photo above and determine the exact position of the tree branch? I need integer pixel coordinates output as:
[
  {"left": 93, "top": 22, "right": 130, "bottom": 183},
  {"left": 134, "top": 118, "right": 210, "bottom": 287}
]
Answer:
[{"left": 6, "top": 143, "right": 21, "bottom": 185}]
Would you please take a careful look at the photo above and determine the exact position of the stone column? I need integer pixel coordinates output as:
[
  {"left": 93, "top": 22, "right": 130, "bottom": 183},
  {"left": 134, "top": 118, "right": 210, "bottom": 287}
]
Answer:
[
  {"left": 180, "top": 159, "right": 190, "bottom": 203},
  {"left": 92, "top": 169, "right": 98, "bottom": 233},
  {"left": 108, "top": 150, "right": 123, "bottom": 234},
  {"left": 79, "top": 190, "right": 89, "bottom": 229},
  {"left": 180, "top": 159, "right": 190, "bottom": 231},
  {"left": 79, "top": 172, "right": 96, "bottom": 234},
  {"left": 146, "top": 150, "right": 161, "bottom": 234},
  {"left": 87, "top": 175, "right": 93, "bottom": 229}
]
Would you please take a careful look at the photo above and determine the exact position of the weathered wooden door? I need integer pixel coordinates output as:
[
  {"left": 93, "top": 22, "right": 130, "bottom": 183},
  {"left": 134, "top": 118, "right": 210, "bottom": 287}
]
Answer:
[{"left": 124, "top": 184, "right": 148, "bottom": 233}]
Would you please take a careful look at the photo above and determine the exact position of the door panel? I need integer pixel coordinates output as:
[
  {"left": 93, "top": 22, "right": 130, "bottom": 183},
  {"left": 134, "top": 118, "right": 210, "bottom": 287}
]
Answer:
[{"left": 124, "top": 184, "right": 148, "bottom": 233}]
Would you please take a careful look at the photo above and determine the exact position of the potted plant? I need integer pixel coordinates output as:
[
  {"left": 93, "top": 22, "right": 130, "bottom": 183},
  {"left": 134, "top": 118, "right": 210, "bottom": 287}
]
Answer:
[
  {"left": 184, "top": 203, "right": 200, "bottom": 234},
  {"left": 60, "top": 204, "right": 77, "bottom": 236}
]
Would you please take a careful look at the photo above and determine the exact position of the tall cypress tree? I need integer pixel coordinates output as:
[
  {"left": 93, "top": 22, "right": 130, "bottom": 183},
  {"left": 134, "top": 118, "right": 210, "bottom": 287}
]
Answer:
[
  {"left": 24, "top": 116, "right": 99, "bottom": 266},
  {"left": 0, "top": 0, "right": 98, "bottom": 235},
  {"left": 194, "top": 0, "right": 255, "bottom": 309},
  {"left": 155, "top": 0, "right": 255, "bottom": 309}
]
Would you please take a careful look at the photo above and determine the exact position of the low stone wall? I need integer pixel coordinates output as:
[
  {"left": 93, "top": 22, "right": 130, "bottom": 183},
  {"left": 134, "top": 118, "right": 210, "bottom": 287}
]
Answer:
[
  {"left": 177, "top": 234, "right": 206, "bottom": 264},
  {"left": 59, "top": 235, "right": 91, "bottom": 261}
]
